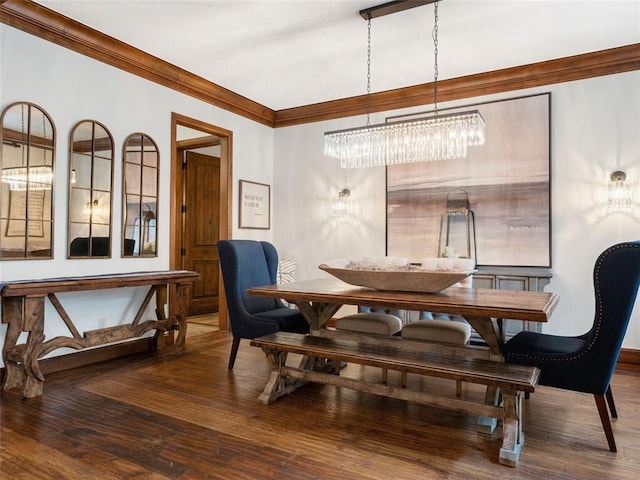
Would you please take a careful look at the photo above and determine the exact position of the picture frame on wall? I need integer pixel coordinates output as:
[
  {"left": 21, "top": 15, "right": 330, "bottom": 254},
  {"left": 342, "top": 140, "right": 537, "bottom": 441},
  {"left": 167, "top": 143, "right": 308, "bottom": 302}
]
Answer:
[
  {"left": 239, "top": 179, "right": 270, "bottom": 229},
  {"left": 386, "top": 93, "right": 551, "bottom": 268}
]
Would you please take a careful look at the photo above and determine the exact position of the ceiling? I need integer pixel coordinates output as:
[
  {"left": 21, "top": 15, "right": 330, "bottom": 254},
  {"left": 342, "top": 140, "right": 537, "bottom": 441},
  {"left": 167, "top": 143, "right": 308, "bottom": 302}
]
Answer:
[{"left": 34, "top": 1, "right": 640, "bottom": 111}]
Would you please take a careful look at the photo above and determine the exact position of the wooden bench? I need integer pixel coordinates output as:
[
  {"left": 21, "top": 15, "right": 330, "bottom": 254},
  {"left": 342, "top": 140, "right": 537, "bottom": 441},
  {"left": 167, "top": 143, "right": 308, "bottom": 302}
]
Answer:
[
  {"left": 1, "top": 270, "right": 199, "bottom": 399},
  {"left": 250, "top": 331, "right": 540, "bottom": 467}
]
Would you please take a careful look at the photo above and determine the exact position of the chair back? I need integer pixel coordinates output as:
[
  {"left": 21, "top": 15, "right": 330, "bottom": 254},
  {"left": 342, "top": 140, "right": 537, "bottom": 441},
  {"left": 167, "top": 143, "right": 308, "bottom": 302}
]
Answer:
[
  {"left": 218, "top": 240, "right": 281, "bottom": 324},
  {"left": 583, "top": 241, "right": 640, "bottom": 391}
]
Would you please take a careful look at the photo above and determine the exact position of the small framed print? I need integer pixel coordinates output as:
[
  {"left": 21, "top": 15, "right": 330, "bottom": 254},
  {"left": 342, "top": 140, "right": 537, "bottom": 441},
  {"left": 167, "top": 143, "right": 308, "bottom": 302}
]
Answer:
[{"left": 239, "top": 180, "right": 270, "bottom": 229}]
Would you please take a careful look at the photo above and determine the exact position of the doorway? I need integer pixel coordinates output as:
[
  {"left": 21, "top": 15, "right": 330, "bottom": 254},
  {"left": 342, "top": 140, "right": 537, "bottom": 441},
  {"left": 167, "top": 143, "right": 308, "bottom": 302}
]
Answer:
[{"left": 170, "top": 113, "right": 232, "bottom": 331}]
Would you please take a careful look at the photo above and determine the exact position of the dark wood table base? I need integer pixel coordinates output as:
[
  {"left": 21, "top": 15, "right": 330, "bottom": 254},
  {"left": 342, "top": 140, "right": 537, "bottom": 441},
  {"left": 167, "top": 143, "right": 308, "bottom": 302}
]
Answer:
[{"left": 1, "top": 270, "right": 198, "bottom": 398}]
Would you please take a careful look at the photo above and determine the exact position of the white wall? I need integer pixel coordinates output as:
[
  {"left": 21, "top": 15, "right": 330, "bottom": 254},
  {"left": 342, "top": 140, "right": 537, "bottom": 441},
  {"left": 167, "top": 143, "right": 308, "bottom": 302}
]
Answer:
[
  {"left": 0, "top": 26, "right": 275, "bottom": 364},
  {"left": 273, "top": 71, "right": 640, "bottom": 349},
  {"left": 1, "top": 24, "right": 639, "bottom": 368}
]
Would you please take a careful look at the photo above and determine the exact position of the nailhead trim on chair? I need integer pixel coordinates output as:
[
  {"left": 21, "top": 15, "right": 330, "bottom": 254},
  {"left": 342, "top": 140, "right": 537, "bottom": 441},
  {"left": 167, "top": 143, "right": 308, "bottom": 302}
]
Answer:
[{"left": 509, "top": 242, "right": 639, "bottom": 363}]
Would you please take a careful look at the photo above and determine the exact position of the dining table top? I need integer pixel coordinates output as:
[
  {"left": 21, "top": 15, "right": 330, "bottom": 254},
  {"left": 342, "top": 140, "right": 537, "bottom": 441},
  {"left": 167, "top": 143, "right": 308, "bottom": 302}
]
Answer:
[{"left": 247, "top": 278, "right": 559, "bottom": 323}]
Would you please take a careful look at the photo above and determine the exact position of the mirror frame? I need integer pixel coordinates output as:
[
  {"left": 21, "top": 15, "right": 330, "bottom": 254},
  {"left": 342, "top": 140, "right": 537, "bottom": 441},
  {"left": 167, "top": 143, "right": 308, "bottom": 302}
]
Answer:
[
  {"left": 0, "top": 101, "right": 56, "bottom": 260},
  {"left": 67, "top": 119, "right": 114, "bottom": 259},
  {"left": 121, "top": 132, "right": 159, "bottom": 257}
]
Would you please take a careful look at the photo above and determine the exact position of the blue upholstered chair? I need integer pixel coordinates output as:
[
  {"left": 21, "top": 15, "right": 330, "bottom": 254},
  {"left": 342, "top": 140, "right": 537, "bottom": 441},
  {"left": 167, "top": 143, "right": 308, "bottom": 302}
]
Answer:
[
  {"left": 218, "top": 240, "right": 309, "bottom": 370},
  {"left": 503, "top": 241, "right": 640, "bottom": 452}
]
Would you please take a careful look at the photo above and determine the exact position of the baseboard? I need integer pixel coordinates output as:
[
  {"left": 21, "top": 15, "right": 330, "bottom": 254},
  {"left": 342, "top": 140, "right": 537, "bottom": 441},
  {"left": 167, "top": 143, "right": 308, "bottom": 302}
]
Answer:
[{"left": 617, "top": 348, "right": 640, "bottom": 372}]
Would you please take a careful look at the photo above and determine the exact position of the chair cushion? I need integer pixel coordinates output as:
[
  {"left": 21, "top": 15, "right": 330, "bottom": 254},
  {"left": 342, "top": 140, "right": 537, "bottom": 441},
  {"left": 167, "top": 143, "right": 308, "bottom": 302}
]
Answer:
[
  {"left": 503, "top": 331, "right": 587, "bottom": 357},
  {"left": 335, "top": 313, "right": 403, "bottom": 336},
  {"left": 255, "top": 308, "right": 309, "bottom": 334},
  {"left": 402, "top": 319, "right": 471, "bottom": 345}
]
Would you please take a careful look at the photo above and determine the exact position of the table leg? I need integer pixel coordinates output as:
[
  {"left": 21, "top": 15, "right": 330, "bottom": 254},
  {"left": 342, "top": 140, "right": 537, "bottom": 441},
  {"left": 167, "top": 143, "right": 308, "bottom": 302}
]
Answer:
[
  {"left": 22, "top": 296, "right": 46, "bottom": 398},
  {"left": 2, "top": 297, "right": 26, "bottom": 390},
  {"left": 294, "top": 301, "right": 342, "bottom": 332},
  {"left": 499, "top": 389, "right": 524, "bottom": 467},
  {"left": 173, "top": 283, "right": 190, "bottom": 354},
  {"left": 464, "top": 315, "right": 505, "bottom": 433}
]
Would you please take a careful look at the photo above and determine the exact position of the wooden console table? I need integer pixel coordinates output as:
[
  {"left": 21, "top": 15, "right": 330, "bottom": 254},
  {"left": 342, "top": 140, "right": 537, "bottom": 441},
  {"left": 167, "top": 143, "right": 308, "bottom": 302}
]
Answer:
[{"left": 1, "top": 270, "right": 199, "bottom": 398}]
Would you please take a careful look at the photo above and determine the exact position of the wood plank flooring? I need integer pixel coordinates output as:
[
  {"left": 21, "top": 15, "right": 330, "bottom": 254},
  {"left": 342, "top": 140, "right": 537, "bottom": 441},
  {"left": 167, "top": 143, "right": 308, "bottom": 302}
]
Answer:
[{"left": 1, "top": 329, "right": 639, "bottom": 479}]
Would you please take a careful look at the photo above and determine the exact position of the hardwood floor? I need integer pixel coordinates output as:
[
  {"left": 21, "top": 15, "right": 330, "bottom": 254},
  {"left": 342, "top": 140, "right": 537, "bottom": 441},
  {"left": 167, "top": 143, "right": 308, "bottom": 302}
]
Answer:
[
  {"left": 187, "top": 314, "right": 219, "bottom": 337},
  {"left": 1, "top": 330, "right": 639, "bottom": 479}
]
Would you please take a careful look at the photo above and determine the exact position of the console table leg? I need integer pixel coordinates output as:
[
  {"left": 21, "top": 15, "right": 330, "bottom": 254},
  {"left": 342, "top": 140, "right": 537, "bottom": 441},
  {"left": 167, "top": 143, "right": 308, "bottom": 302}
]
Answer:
[
  {"left": 173, "top": 283, "right": 190, "bottom": 353},
  {"left": 22, "top": 296, "right": 46, "bottom": 398},
  {"left": 2, "top": 297, "right": 26, "bottom": 390}
]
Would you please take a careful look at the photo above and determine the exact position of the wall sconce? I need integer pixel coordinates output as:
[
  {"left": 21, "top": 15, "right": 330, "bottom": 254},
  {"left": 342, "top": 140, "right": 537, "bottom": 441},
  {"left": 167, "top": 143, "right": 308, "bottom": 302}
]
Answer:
[
  {"left": 608, "top": 170, "right": 632, "bottom": 211},
  {"left": 83, "top": 199, "right": 99, "bottom": 216},
  {"left": 332, "top": 188, "right": 351, "bottom": 216}
]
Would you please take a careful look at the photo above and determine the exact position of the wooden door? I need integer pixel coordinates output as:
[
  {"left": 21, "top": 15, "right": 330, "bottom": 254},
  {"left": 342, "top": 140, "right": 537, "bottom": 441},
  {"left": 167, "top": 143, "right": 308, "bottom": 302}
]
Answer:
[{"left": 183, "top": 151, "right": 220, "bottom": 316}]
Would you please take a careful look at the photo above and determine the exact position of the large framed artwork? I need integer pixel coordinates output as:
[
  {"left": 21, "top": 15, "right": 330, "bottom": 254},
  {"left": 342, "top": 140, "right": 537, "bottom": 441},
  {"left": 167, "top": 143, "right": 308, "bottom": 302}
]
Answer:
[
  {"left": 386, "top": 93, "right": 551, "bottom": 267},
  {"left": 239, "top": 179, "right": 271, "bottom": 229}
]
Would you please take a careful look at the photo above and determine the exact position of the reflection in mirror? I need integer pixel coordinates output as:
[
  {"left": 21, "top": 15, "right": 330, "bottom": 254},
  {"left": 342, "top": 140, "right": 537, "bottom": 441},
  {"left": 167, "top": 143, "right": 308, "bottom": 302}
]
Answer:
[
  {"left": 0, "top": 102, "right": 55, "bottom": 260},
  {"left": 123, "top": 133, "right": 159, "bottom": 256},
  {"left": 68, "top": 120, "right": 114, "bottom": 258}
]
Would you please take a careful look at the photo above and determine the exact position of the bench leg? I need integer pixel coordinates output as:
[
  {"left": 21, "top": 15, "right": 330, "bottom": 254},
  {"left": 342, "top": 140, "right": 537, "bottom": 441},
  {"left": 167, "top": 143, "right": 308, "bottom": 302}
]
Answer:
[
  {"left": 257, "top": 350, "right": 306, "bottom": 404},
  {"left": 499, "top": 390, "right": 524, "bottom": 467},
  {"left": 258, "top": 351, "right": 340, "bottom": 405}
]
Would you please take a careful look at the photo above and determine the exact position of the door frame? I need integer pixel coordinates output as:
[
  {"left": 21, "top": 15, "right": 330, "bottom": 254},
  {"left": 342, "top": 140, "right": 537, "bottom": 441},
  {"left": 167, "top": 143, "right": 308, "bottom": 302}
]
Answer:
[{"left": 170, "top": 112, "right": 232, "bottom": 331}]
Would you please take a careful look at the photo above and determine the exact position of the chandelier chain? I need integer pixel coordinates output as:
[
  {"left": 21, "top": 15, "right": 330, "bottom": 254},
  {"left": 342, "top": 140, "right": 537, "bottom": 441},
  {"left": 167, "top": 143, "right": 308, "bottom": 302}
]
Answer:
[
  {"left": 366, "top": 13, "right": 372, "bottom": 126},
  {"left": 432, "top": 0, "right": 439, "bottom": 116},
  {"left": 323, "top": 0, "right": 485, "bottom": 168}
]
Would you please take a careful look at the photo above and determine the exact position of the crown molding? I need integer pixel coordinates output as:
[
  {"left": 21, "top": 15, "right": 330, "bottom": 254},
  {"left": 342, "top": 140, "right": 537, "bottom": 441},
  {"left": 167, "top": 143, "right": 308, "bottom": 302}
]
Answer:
[
  {"left": 0, "top": 0, "right": 276, "bottom": 127},
  {"left": 274, "top": 43, "right": 640, "bottom": 127},
  {"left": 2, "top": 1, "right": 639, "bottom": 130}
]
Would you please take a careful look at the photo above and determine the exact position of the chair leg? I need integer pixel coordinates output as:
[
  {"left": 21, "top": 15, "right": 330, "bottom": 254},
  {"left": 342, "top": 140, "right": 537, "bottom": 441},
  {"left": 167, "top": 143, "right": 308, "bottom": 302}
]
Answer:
[
  {"left": 594, "top": 394, "right": 617, "bottom": 452},
  {"left": 401, "top": 371, "right": 407, "bottom": 388},
  {"left": 228, "top": 337, "right": 241, "bottom": 370},
  {"left": 605, "top": 386, "right": 618, "bottom": 418},
  {"left": 456, "top": 379, "right": 462, "bottom": 397},
  {"left": 381, "top": 368, "right": 388, "bottom": 384}
]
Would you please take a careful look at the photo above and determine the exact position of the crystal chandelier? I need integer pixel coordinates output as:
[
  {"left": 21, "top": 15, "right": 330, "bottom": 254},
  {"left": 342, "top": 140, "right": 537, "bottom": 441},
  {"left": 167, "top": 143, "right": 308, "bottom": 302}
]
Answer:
[
  {"left": 2, "top": 165, "right": 53, "bottom": 191},
  {"left": 1, "top": 104, "right": 53, "bottom": 191},
  {"left": 324, "top": 0, "right": 485, "bottom": 168}
]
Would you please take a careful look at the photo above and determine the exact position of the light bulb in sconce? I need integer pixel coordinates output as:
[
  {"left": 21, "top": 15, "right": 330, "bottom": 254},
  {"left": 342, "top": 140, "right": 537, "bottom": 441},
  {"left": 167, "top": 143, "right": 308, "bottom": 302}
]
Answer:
[
  {"left": 608, "top": 171, "right": 632, "bottom": 211},
  {"left": 332, "top": 188, "right": 351, "bottom": 216},
  {"left": 83, "top": 199, "right": 99, "bottom": 216}
]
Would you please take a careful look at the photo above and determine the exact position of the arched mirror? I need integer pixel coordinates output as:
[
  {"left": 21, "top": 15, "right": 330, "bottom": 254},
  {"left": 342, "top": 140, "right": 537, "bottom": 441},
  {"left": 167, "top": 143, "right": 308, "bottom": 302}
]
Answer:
[
  {"left": 122, "top": 133, "right": 159, "bottom": 257},
  {"left": 0, "top": 102, "right": 55, "bottom": 260},
  {"left": 68, "top": 120, "right": 114, "bottom": 258}
]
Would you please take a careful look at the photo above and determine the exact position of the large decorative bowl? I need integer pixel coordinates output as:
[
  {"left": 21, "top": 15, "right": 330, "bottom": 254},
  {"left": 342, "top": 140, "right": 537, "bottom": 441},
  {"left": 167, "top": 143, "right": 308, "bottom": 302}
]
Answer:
[{"left": 318, "top": 259, "right": 474, "bottom": 293}]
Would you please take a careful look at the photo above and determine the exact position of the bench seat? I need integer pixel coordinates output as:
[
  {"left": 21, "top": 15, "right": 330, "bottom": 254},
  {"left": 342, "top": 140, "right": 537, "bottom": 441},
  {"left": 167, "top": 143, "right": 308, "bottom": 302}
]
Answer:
[{"left": 250, "top": 331, "right": 540, "bottom": 467}]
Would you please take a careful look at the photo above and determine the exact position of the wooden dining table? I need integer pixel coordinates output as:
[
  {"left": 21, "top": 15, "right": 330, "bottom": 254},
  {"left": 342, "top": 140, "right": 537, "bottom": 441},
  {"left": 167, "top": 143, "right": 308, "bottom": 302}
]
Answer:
[{"left": 247, "top": 278, "right": 559, "bottom": 432}]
